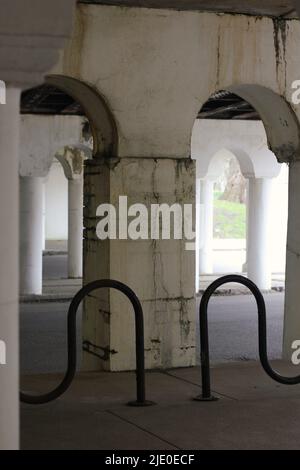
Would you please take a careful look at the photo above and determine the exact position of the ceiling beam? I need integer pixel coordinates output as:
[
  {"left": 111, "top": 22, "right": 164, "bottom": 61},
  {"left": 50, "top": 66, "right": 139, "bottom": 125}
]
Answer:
[
  {"left": 78, "top": 1, "right": 299, "bottom": 18},
  {"left": 198, "top": 101, "right": 250, "bottom": 119}
]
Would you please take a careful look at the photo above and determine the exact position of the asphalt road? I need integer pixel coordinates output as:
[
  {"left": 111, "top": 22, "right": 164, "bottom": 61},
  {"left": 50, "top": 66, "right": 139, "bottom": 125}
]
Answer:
[
  {"left": 196, "top": 293, "right": 284, "bottom": 364},
  {"left": 20, "top": 293, "right": 284, "bottom": 374},
  {"left": 43, "top": 254, "right": 68, "bottom": 280}
]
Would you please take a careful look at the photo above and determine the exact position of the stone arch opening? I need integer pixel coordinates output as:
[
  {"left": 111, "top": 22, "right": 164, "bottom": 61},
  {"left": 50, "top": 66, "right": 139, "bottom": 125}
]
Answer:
[
  {"left": 45, "top": 75, "right": 118, "bottom": 157},
  {"left": 19, "top": 75, "right": 118, "bottom": 297},
  {"left": 193, "top": 85, "right": 296, "bottom": 363},
  {"left": 226, "top": 85, "right": 299, "bottom": 163}
]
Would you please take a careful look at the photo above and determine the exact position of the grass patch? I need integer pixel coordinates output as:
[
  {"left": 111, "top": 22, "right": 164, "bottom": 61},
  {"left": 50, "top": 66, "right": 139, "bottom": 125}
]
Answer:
[{"left": 214, "top": 194, "right": 246, "bottom": 239}]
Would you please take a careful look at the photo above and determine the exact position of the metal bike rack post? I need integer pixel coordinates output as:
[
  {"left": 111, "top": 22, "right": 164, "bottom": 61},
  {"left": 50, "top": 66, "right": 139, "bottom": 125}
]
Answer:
[
  {"left": 194, "top": 274, "right": 300, "bottom": 402},
  {"left": 21, "top": 279, "right": 154, "bottom": 407}
]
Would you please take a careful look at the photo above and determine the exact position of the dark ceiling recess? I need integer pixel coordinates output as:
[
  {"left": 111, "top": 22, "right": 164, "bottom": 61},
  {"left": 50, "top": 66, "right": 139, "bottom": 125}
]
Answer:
[
  {"left": 198, "top": 91, "right": 260, "bottom": 121},
  {"left": 78, "top": 1, "right": 298, "bottom": 18},
  {"left": 21, "top": 85, "right": 259, "bottom": 120},
  {"left": 21, "top": 85, "right": 84, "bottom": 116}
]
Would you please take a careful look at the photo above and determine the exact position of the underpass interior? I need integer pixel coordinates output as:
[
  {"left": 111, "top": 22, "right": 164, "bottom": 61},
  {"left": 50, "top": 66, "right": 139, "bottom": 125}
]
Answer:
[
  {"left": 20, "top": 90, "right": 290, "bottom": 449},
  {"left": 3, "top": 0, "right": 300, "bottom": 452}
]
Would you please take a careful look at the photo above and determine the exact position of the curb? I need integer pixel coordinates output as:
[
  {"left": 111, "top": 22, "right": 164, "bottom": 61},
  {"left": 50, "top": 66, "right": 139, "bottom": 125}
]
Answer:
[
  {"left": 197, "top": 287, "right": 285, "bottom": 297},
  {"left": 20, "top": 295, "right": 74, "bottom": 304}
]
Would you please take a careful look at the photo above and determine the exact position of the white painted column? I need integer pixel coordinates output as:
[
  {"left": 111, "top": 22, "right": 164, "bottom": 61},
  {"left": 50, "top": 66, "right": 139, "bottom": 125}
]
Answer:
[
  {"left": 198, "top": 178, "right": 214, "bottom": 274},
  {"left": 42, "top": 179, "right": 46, "bottom": 251},
  {"left": 247, "top": 177, "right": 272, "bottom": 290},
  {"left": 19, "top": 176, "right": 44, "bottom": 295},
  {"left": 195, "top": 178, "right": 201, "bottom": 292},
  {"left": 68, "top": 176, "right": 83, "bottom": 278},
  {"left": 283, "top": 160, "right": 300, "bottom": 359},
  {"left": 0, "top": 87, "right": 20, "bottom": 449},
  {"left": 242, "top": 179, "right": 249, "bottom": 273}
]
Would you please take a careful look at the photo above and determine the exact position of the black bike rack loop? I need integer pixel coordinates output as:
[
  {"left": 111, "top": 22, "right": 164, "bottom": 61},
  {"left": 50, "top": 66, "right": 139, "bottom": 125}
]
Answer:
[
  {"left": 194, "top": 274, "right": 300, "bottom": 402},
  {"left": 20, "top": 279, "right": 154, "bottom": 407}
]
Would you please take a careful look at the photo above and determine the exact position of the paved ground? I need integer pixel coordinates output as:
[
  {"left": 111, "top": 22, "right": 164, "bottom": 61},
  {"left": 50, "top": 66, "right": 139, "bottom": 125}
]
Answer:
[
  {"left": 20, "top": 302, "right": 82, "bottom": 374},
  {"left": 20, "top": 293, "right": 284, "bottom": 374},
  {"left": 197, "top": 293, "right": 284, "bottom": 363},
  {"left": 19, "top": 252, "right": 285, "bottom": 373},
  {"left": 43, "top": 254, "right": 68, "bottom": 280},
  {"left": 20, "top": 253, "right": 292, "bottom": 449},
  {"left": 21, "top": 361, "right": 300, "bottom": 450}
]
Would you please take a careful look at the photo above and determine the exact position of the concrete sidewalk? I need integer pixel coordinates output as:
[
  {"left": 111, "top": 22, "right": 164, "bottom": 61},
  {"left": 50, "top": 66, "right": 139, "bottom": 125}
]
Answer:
[
  {"left": 199, "top": 274, "right": 285, "bottom": 295},
  {"left": 20, "top": 278, "right": 82, "bottom": 303},
  {"left": 20, "top": 274, "right": 285, "bottom": 303},
  {"left": 21, "top": 360, "right": 300, "bottom": 450}
]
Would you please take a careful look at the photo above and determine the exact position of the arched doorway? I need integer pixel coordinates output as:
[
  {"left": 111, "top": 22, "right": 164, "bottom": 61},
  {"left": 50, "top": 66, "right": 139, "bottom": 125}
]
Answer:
[
  {"left": 20, "top": 76, "right": 119, "bottom": 375},
  {"left": 192, "top": 85, "right": 299, "bottom": 363}
]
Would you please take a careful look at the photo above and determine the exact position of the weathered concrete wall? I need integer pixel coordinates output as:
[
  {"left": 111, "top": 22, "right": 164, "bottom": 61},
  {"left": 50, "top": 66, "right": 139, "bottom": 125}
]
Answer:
[
  {"left": 83, "top": 156, "right": 196, "bottom": 371},
  {"left": 48, "top": 5, "right": 300, "bottom": 369},
  {"left": 51, "top": 5, "right": 300, "bottom": 159}
]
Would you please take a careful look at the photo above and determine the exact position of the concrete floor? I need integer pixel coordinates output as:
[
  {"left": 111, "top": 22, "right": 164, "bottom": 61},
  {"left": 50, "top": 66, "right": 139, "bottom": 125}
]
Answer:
[
  {"left": 20, "top": 253, "right": 293, "bottom": 450},
  {"left": 21, "top": 361, "right": 300, "bottom": 450}
]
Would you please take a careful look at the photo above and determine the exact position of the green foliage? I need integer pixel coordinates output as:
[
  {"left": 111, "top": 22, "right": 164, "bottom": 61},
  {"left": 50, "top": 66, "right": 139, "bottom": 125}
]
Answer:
[{"left": 214, "top": 192, "right": 246, "bottom": 239}]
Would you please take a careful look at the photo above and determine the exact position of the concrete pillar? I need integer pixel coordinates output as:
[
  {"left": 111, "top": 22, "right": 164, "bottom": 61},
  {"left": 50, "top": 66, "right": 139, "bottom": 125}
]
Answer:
[
  {"left": 247, "top": 177, "right": 272, "bottom": 290},
  {"left": 42, "top": 179, "right": 46, "bottom": 251},
  {"left": 0, "top": 87, "right": 20, "bottom": 449},
  {"left": 19, "top": 176, "right": 44, "bottom": 295},
  {"left": 283, "top": 160, "right": 300, "bottom": 359},
  {"left": 68, "top": 176, "right": 83, "bottom": 278},
  {"left": 198, "top": 178, "right": 214, "bottom": 275},
  {"left": 195, "top": 178, "right": 201, "bottom": 292},
  {"left": 83, "top": 156, "right": 196, "bottom": 371},
  {"left": 242, "top": 179, "right": 249, "bottom": 273}
]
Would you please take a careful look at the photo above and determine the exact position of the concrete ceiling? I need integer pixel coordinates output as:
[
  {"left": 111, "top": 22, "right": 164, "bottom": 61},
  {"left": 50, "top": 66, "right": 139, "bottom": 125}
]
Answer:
[{"left": 79, "top": 0, "right": 299, "bottom": 18}]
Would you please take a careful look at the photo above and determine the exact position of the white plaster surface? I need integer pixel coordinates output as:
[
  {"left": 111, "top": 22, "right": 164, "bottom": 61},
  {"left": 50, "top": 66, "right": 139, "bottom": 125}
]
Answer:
[{"left": 20, "top": 115, "right": 88, "bottom": 178}]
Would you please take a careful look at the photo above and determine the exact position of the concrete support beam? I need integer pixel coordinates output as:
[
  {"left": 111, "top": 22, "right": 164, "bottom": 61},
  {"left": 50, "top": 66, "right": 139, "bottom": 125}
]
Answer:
[
  {"left": 283, "top": 160, "right": 300, "bottom": 359},
  {"left": 0, "top": 0, "right": 76, "bottom": 449},
  {"left": 0, "top": 87, "right": 20, "bottom": 450},
  {"left": 42, "top": 180, "right": 46, "bottom": 251},
  {"left": 56, "top": 146, "right": 87, "bottom": 279},
  {"left": 247, "top": 178, "right": 272, "bottom": 290},
  {"left": 19, "top": 176, "right": 44, "bottom": 295},
  {"left": 68, "top": 177, "right": 83, "bottom": 278},
  {"left": 195, "top": 178, "right": 201, "bottom": 292},
  {"left": 198, "top": 178, "right": 214, "bottom": 275},
  {"left": 83, "top": 156, "right": 196, "bottom": 371}
]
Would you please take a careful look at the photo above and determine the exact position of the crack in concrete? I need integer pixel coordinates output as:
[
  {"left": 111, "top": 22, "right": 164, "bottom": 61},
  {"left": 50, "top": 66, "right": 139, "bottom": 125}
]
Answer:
[
  {"left": 160, "top": 370, "right": 238, "bottom": 402},
  {"left": 105, "top": 409, "right": 181, "bottom": 449}
]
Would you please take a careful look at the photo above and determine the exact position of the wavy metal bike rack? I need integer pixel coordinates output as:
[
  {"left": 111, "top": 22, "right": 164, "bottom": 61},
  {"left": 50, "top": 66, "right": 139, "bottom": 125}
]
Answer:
[
  {"left": 194, "top": 274, "right": 300, "bottom": 402},
  {"left": 21, "top": 279, "right": 154, "bottom": 407}
]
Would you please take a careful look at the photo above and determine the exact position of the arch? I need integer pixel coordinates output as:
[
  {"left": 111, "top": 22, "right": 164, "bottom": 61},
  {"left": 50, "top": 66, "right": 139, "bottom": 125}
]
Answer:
[
  {"left": 46, "top": 75, "right": 118, "bottom": 158},
  {"left": 192, "top": 117, "right": 282, "bottom": 179},
  {"left": 197, "top": 147, "right": 255, "bottom": 180},
  {"left": 225, "top": 84, "right": 300, "bottom": 163}
]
